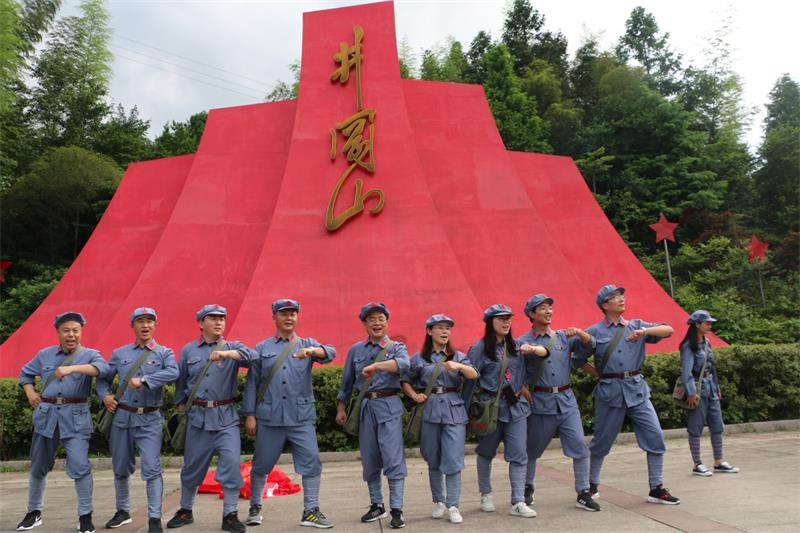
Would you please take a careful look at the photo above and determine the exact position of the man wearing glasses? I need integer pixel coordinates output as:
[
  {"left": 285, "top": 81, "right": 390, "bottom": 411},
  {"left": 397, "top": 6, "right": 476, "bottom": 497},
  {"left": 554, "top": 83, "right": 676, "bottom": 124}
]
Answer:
[{"left": 574, "top": 285, "right": 680, "bottom": 506}]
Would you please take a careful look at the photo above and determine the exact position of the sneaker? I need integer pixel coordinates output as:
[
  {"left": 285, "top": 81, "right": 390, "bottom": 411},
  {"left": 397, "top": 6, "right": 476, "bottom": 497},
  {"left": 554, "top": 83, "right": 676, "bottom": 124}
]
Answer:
[
  {"left": 105, "top": 510, "right": 132, "bottom": 529},
  {"left": 360, "top": 503, "right": 387, "bottom": 523},
  {"left": 480, "top": 493, "right": 495, "bottom": 512},
  {"left": 78, "top": 513, "right": 95, "bottom": 533},
  {"left": 300, "top": 507, "right": 332, "bottom": 529},
  {"left": 524, "top": 484, "right": 535, "bottom": 506},
  {"left": 447, "top": 506, "right": 463, "bottom": 524},
  {"left": 221, "top": 512, "right": 246, "bottom": 532},
  {"left": 245, "top": 505, "right": 263, "bottom": 526},
  {"left": 389, "top": 508, "right": 405, "bottom": 529},
  {"left": 588, "top": 483, "right": 600, "bottom": 500},
  {"left": 692, "top": 463, "right": 713, "bottom": 477},
  {"left": 148, "top": 518, "right": 163, "bottom": 533},
  {"left": 509, "top": 502, "right": 536, "bottom": 518},
  {"left": 714, "top": 461, "right": 740, "bottom": 473},
  {"left": 166, "top": 509, "right": 194, "bottom": 529},
  {"left": 431, "top": 501, "right": 447, "bottom": 519},
  {"left": 647, "top": 485, "right": 680, "bottom": 505},
  {"left": 576, "top": 491, "right": 601, "bottom": 512},
  {"left": 16, "top": 511, "right": 42, "bottom": 531}
]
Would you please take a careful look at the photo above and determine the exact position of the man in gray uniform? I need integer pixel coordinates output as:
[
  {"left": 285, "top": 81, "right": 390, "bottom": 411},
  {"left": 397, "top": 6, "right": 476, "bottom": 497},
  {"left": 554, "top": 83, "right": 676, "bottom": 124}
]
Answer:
[
  {"left": 97, "top": 307, "right": 179, "bottom": 533},
  {"left": 17, "top": 311, "right": 110, "bottom": 533},
  {"left": 242, "top": 299, "right": 336, "bottom": 529}
]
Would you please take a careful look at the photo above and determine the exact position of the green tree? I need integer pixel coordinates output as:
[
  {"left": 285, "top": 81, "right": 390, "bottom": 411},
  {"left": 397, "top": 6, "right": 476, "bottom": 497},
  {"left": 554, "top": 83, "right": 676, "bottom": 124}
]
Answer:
[
  {"left": 584, "top": 65, "right": 723, "bottom": 245},
  {"left": 90, "top": 104, "right": 151, "bottom": 167},
  {"left": 151, "top": 111, "right": 207, "bottom": 158},
  {"left": 0, "top": 263, "right": 66, "bottom": 342},
  {"left": 752, "top": 75, "right": 800, "bottom": 238},
  {"left": 482, "top": 43, "right": 550, "bottom": 153},
  {"left": 616, "top": 6, "right": 682, "bottom": 96},
  {"left": 28, "top": 0, "right": 112, "bottom": 150},
  {"left": 463, "top": 30, "right": 492, "bottom": 85},
  {"left": 419, "top": 48, "right": 441, "bottom": 81},
  {"left": 1, "top": 145, "right": 121, "bottom": 264},
  {"left": 521, "top": 58, "right": 562, "bottom": 115},
  {"left": 501, "top": 0, "right": 543, "bottom": 76},
  {"left": 398, "top": 37, "right": 416, "bottom": 79},
  {"left": 439, "top": 38, "right": 467, "bottom": 82},
  {"left": 265, "top": 60, "right": 300, "bottom": 102}
]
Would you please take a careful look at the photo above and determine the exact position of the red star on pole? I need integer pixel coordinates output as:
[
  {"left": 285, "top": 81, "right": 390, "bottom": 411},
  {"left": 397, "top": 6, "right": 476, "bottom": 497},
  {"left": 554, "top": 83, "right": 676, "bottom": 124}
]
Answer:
[
  {"left": 748, "top": 234, "right": 769, "bottom": 263},
  {"left": 649, "top": 213, "right": 678, "bottom": 243}
]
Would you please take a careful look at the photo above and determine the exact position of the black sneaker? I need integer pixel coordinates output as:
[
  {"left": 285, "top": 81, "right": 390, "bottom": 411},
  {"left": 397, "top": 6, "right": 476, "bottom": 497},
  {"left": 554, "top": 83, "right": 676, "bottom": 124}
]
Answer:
[
  {"left": 389, "top": 509, "right": 405, "bottom": 529},
  {"left": 221, "top": 512, "right": 246, "bottom": 532},
  {"left": 166, "top": 509, "right": 194, "bottom": 528},
  {"left": 300, "top": 507, "right": 333, "bottom": 529},
  {"left": 524, "top": 484, "right": 535, "bottom": 506},
  {"left": 647, "top": 485, "right": 680, "bottom": 505},
  {"left": 105, "top": 510, "right": 132, "bottom": 529},
  {"left": 360, "top": 503, "right": 387, "bottom": 523},
  {"left": 576, "top": 490, "right": 601, "bottom": 512},
  {"left": 588, "top": 483, "right": 600, "bottom": 500},
  {"left": 245, "top": 504, "right": 262, "bottom": 526},
  {"left": 16, "top": 510, "right": 42, "bottom": 531},
  {"left": 148, "top": 518, "right": 164, "bottom": 533},
  {"left": 78, "top": 513, "right": 95, "bottom": 533}
]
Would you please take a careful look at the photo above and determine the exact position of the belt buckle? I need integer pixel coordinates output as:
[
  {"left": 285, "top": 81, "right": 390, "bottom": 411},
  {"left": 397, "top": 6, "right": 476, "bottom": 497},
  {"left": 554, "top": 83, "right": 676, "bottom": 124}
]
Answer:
[
  {"left": 550, "top": 386, "right": 559, "bottom": 393},
  {"left": 136, "top": 407, "right": 145, "bottom": 414},
  {"left": 622, "top": 370, "right": 632, "bottom": 378},
  {"left": 206, "top": 400, "right": 215, "bottom": 408},
  {"left": 55, "top": 397, "right": 65, "bottom": 405}
]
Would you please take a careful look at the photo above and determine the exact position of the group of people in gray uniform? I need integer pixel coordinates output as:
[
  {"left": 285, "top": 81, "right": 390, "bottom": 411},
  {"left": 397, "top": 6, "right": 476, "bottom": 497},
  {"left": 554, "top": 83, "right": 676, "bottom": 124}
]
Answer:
[{"left": 15, "top": 284, "right": 738, "bottom": 533}]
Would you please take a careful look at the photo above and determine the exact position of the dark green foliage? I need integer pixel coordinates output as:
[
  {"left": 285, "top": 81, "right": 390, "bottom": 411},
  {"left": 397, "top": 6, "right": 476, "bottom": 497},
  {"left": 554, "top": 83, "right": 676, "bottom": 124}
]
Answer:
[
  {"left": 0, "top": 345, "right": 797, "bottom": 459},
  {"left": 151, "top": 111, "right": 207, "bottom": 159},
  {"left": 0, "top": 262, "right": 66, "bottom": 342},
  {"left": 1, "top": 146, "right": 121, "bottom": 264}
]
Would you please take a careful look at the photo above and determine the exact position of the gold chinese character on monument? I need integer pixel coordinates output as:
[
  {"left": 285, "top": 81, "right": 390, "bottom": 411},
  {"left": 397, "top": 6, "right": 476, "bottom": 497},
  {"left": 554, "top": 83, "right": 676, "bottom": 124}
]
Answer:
[{"left": 326, "top": 25, "right": 384, "bottom": 232}]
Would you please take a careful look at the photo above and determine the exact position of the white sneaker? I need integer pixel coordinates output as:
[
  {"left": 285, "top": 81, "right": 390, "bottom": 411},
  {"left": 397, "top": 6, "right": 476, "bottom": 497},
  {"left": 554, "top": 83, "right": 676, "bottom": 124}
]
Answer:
[
  {"left": 510, "top": 502, "right": 537, "bottom": 518},
  {"left": 480, "top": 493, "right": 495, "bottom": 512},
  {"left": 431, "top": 502, "right": 447, "bottom": 519},
  {"left": 692, "top": 463, "right": 713, "bottom": 477},
  {"left": 447, "top": 506, "right": 463, "bottom": 524}
]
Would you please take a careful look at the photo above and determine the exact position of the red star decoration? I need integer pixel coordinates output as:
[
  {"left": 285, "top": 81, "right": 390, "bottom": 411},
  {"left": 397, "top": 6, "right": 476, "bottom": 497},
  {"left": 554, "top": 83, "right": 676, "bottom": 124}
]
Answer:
[
  {"left": 748, "top": 234, "right": 769, "bottom": 263},
  {"left": 0, "top": 260, "right": 11, "bottom": 283},
  {"left": 649, "top": 213, "right": 678, "bottom": 243}
]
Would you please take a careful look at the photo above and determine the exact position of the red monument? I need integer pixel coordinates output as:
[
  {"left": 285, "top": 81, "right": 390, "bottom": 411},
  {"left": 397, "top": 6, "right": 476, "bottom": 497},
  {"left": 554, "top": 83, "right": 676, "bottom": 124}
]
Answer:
[{"left": 0, "top": 1, "right": 723, "bottom": 376}]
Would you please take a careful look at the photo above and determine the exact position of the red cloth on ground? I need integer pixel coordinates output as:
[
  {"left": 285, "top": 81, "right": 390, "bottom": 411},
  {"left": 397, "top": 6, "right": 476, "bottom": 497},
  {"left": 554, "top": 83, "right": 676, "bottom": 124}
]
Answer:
[{"left": 198, "top": 461, "right": 301, "bottom": 500}]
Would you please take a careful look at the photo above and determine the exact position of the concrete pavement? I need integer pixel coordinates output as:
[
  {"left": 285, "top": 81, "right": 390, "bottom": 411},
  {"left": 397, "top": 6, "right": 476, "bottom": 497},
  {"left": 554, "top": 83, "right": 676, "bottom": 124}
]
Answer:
[{"left": 1, "top": 430, "right": 798, "bottom": 532}]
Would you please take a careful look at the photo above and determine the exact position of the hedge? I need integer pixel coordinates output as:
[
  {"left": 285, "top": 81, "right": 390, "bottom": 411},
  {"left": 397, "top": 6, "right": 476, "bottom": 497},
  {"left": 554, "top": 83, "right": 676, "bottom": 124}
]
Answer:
[{"left": 1, "top": 344, "right": 797, "bottom": 460}]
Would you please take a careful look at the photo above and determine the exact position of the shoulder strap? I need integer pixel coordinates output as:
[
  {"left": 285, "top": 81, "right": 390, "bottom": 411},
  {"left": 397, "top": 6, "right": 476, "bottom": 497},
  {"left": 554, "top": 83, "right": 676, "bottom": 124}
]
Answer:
[
  {"left": 184, "top": 340, "right": 226, "bottom": 413},
  {"left": 695, "top": 342, "right": 709, "bottom": 393},
  {"left": 495, "top": 345, "right": 511, "bottom": 401},
  {"left": 353, "top": 341, "right": 394, "bottom": 400},
  {"left": 528, "top": 334, "right": 556, "bottom": 388},
  {"left": 598, "top": 325, "right": 626, "bottom": 373},
  {"left": 255, "top": 338, "right": 298, "bottom": 406},
  {"left": 421, "top": 360, "right": 446, "bottom": 398},
  {"left": 114, "top": 347, "right": 154, "bottom": 400},
  {"left": 42, "top": 347, "right": 84, "bottom": 393}
]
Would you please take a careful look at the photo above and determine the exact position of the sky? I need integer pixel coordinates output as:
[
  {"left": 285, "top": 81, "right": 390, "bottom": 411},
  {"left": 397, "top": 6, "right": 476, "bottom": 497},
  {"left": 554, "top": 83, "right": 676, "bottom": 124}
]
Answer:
[{"left": 60, "top": 0, "right": 799, "bottom": 150}]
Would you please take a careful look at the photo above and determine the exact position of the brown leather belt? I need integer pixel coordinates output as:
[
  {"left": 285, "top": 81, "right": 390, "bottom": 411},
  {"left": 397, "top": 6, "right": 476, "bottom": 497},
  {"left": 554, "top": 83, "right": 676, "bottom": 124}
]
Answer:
[
  {"left": 365, "top": 390, "right": 398, "bottom": 399},
  {"left": 41, "top": 396, "right": 87, "bottom": 404},
  {"left": 430, "top": 387, "right": 460, "bottom": 394},
  {"left": 601, "top": 370, "right": 641, "bottom": 379},
  {"left": 534, "top": 384, "right": 571, "bottom": 393},
  {"left": 117, "top": 403, "right": 160, "bottom": 414},
  {"left": 192, "top": 398, "right": 234, "bottom": 407}
]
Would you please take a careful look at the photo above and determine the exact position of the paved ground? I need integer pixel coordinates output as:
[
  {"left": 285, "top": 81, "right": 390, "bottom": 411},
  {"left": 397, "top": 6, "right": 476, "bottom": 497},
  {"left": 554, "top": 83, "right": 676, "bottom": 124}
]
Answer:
[{"left": 1, "top": 431, "right": 798, "bottom": 532}]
